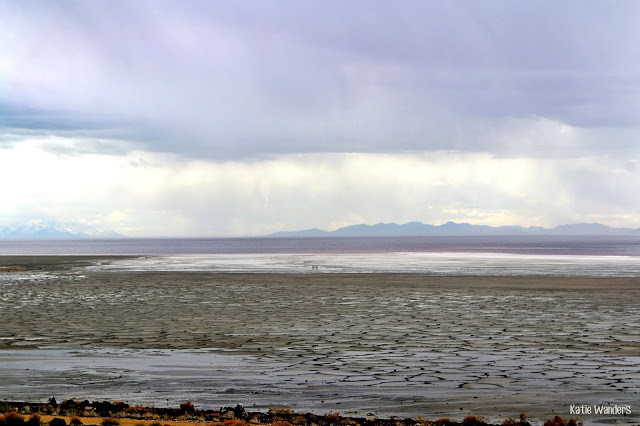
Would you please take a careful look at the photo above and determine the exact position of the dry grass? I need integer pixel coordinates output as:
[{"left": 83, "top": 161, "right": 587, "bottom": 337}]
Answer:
[
  {"left": 0, "top": 413, "right": 41, "bottom": 426},
  {"left": 36, "top": 417, "right": 197, "bottom": 426},
  {"left": 1, "top": 408, "right": 587, "bottom": 426},
  {"left": 217, "top": 421, "right": 248, "bottom": 426}
]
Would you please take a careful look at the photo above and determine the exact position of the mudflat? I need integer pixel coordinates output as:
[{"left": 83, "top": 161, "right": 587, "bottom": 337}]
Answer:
[{"left": 1, "top": 256, "right": 639, "bottom": 425}]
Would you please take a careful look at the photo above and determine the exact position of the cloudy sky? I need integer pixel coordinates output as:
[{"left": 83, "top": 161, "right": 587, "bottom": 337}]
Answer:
[{"left": 1, "top": 1, "right": 639, "bottom": 237}]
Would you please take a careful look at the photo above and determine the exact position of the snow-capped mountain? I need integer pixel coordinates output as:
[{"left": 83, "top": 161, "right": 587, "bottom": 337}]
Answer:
[{"left": 0, "top": 220, "right": 125, "bottom": 239}]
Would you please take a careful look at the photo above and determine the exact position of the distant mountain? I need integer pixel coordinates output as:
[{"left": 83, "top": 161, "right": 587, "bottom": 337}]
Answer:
[
  {"left": 0, "top": 220, "right": 125, "bottom": 239},
  {"left": 268, "top": 221, "right": 640, "bottom": 237},
  {"left": 550, "top": 223, "right": 636, "bottom": 235},
  {"left": 270, "top": 228, "right": 330, "bottom": 237}
]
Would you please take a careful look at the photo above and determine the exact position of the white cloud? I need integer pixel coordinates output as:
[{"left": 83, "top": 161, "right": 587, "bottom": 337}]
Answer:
[
  {"left": 2, "top": 2, "right": 639, "bottom": 159},
  {"left": 2, "top": 3, "right": 638, "bottom": 234},
  {"left": 2, "top": 137, "right": 638, "bottom": 236}
]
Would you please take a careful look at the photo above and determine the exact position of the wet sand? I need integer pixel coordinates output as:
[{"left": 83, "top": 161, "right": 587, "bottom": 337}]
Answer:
[{"left": 1, "top": 256, "right": 639, "bottom": 425}]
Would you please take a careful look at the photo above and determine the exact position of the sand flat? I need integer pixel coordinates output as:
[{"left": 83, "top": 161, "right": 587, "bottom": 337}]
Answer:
[{"left": 1, "top": 257, "right": 639, "bottom": 425}]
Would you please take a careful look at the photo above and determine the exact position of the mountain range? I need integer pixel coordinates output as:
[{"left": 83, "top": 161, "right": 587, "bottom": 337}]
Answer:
[
  {"left": 268, "top": 221, "right": 640, "bottom": 237},
  {"left": 0, "top": 220, "right": 125, "bottom": 239},
  {"left": 2, "top": 220, "right": 638, "bottom": 239}
]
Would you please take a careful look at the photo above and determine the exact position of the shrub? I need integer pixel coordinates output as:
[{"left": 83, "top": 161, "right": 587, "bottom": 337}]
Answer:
[
  {"left": 179, "top": 402, "right": 195, "bottom": 414},
  {"left": 101, "top": 419, "right": 120, "bottom": 426},
  {"left": 1, "top": 412, "right": 26, "bottom": 426},
  {"left": 26, "top": 415, "right": 41, "bottom": 426},
  {"left": 543, "top": 416, "right": 582, "bottom": 426},
  {"left": 324, "top": 413, "right": 340, "bottom": 421},
  {"left": 49, "top": 419, "right": 66, "bottom": 426},
  {"left": 415, "top": 416, "right": 431, "bottom": 425},
  {"left": 462, "top": 416, "right": 487, "bottom": 426},
  {"left": 69, "top": 417, "right": 82, "bottom": 426}
]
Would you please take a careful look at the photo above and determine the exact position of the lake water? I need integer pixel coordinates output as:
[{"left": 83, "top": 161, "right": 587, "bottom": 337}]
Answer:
[
  {"left": 1, "top": 236, "right": 639, "bottom": 277},
  {"left": 1, "top": 235, "right": 640, "bottom": 256}
]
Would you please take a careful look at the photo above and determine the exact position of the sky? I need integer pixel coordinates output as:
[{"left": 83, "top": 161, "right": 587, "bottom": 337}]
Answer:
[{"left": 1, "top": 1, "right": 639, "bottom": 237}]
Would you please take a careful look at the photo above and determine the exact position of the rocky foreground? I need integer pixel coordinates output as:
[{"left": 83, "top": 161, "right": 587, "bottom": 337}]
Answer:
[{"left": 0, "top": 400, "right": 581, "bottom": 426}]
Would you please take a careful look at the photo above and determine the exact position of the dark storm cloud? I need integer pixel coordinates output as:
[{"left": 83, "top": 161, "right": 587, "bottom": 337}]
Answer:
[{"left": 2, "top": 0, "right": 639, "bottom": 158}]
